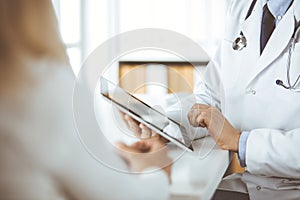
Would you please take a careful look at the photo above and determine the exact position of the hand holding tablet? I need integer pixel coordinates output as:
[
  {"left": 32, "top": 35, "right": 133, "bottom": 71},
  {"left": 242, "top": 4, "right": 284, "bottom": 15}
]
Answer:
[{"left": 100, "top": 77, "right": 193, "bottom": 152}]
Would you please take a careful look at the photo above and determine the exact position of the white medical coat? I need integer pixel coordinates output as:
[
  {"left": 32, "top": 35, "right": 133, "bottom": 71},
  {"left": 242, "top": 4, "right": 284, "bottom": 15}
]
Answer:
[{"left": 194, "top": 0, "right": 300, "bottom": 199}]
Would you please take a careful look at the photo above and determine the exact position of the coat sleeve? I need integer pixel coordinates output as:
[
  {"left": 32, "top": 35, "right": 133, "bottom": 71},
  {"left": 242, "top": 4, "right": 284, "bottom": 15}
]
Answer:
[
  {"left": 166, "top": 0, "right": 246, "bottom": 141},
  {"left": 193, "top": 59, "right": 223, "bottom": 111},
  {"left": 165, "top": 59, "right": 224, "bottom": 141},
  {"left": 246, "top": 128, "right": 300, "bottom": 179},
  {"left": 193, "top": 0, "right": 241, "bottom": 112}
]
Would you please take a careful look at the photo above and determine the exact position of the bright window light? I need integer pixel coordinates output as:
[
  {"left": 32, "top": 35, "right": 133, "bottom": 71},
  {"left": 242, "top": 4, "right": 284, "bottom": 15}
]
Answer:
[
  {"left": 52, "top": 0, "right": 230, "bottom": 76},
  {"left": 52, "top": 0, "right": 82, "bottom": 75}
]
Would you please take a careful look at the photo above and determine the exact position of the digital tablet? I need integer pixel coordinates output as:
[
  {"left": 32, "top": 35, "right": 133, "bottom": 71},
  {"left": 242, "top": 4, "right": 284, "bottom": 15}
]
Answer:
[{"left": 100, "top": 77, "right": 194, "bottom": 152}]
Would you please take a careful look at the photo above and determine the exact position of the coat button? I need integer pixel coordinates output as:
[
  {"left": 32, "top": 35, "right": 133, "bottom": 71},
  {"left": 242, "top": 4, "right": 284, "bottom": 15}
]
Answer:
[
  {"left": 251, "top": 90, "right": 256, "bottom": 95},
  {"left": 256, "top": 185, "right": 261, "bottom": 190}
]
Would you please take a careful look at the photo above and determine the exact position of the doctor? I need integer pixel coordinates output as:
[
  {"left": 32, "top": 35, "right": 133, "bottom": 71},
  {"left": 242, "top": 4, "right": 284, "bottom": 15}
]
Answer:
[{"left": 188, "top": 0, "right": 300, "bottom": 199}]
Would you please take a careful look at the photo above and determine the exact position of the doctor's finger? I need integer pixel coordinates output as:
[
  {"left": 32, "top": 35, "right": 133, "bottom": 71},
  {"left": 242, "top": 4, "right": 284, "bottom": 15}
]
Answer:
[
  {"left": 196, "top": 112, "right": 209, "bottom": 128},
  {"left": 191, "top": 104, "right": 210, "bottom": 110},
  {"left": 187, "top": 111, "right": 198, "bottom": 127},
  {"left": 188, "top": 108, "right": 203, "bottom": 127}
]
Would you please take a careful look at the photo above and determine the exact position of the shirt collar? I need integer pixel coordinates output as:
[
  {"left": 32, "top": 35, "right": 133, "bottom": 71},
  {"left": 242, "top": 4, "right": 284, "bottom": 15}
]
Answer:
[{"left": 262, "top": 0, "right": 293, "bottom": 20}]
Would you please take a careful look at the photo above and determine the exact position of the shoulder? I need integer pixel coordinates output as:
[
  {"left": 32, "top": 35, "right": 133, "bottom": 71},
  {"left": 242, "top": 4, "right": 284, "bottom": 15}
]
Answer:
[
  {"left": 0, "top": 60, "right": 76, "bottom": 167},
  {"left": 14, "top": 60, "right": 76, "bottom": 127},
  {"left": 0, "top": 59, "right": 75, "bottom": 116},
  {"left": 30, "top": 59, "right": 75, "bottom": 88},
  {"left": 24, "top": 61, "right": 77, "bottom": 160},
  {"left": 29, "top": 59, "right": 75, "bottom": 102},
  {"left": 30, "top": 59, "right": 76, "bottom": 113}
]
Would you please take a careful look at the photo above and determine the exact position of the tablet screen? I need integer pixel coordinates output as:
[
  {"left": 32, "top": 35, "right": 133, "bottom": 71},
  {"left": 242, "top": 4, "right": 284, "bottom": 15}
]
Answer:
[{"left": 100, "top": 77, "right": 193, "bottom": 152}]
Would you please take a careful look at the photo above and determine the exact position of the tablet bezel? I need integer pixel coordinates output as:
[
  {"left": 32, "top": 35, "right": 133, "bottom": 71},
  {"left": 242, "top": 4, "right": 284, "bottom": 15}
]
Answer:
[{"left": 100, "top": 77, "right": 194, "bottom": 152}]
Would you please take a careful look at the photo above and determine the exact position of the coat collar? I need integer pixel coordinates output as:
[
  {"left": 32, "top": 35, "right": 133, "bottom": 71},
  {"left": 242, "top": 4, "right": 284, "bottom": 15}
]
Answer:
[
  {"left": 244, "top": 0, "right": 299, "bottom": 86},
  {"left": 240, "top": 0, "right": 262, "bottom": 61}
]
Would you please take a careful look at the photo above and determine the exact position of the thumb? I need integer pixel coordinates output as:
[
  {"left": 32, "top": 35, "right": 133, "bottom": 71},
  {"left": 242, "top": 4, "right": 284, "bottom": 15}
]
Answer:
[
  {"left": 196, "top": 112, "right": 208, "bottom": 128},
  {"left": 116, "top": 142, "right": 132, "bottom": 152},
  {"left": 115, "top": 142, "right": 134, "bottom": 166},
  {"left": 115, "top": 142, "right": 134, "bottom": 162},
  {"left": 116, "top": 142, "right": 142, "bottom": 155}
]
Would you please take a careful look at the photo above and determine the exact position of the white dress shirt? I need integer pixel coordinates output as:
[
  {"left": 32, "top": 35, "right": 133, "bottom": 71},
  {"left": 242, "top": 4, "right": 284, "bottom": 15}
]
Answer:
[{"left": 0, "top": 60, "right": 169, "bottom": 199}]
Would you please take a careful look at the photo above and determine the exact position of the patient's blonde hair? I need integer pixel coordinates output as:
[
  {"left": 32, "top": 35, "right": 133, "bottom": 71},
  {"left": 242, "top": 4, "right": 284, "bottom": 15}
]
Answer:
[{"left": 0, "top": 0, "right": 69, "bottom": 93}]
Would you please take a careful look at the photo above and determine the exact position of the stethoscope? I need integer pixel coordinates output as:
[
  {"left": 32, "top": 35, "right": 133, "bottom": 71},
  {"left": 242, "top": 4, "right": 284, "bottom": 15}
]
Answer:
[
  {"left": 232, "top": 0, "right": 257, "bottom": 51},
  {"left": 276, "top": 30, "right": 300, "bottom": 92},
  {"left": 232, "top": 0, "right": 300, "bottom": 92}
]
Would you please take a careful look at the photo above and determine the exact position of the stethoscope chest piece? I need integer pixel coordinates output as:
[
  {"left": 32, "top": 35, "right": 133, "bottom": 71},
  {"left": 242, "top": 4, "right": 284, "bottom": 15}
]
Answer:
[{"left": 232, "top": 34, "right": 247, "bottom": 51}]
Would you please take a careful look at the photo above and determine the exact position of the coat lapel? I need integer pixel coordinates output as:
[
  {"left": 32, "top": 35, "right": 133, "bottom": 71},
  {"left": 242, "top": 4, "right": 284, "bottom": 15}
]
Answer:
[
  {"left": 294, "top": 0, "right": 300, "bottom": 26},
  {"left": 240, "top": 0, "right": 262, "bottom": 60},
  {"left": 247, "top": 2, "right": 296, "bottom": 85}
]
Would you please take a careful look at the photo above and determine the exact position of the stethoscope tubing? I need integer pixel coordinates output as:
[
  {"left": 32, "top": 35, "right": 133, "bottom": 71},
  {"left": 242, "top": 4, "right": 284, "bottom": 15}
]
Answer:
[
  {"left": 231, "top": 0, "right": 300, "bottom": 92},
  {"left": 284, "top": 27, "right": 300, "bottom": 92}
]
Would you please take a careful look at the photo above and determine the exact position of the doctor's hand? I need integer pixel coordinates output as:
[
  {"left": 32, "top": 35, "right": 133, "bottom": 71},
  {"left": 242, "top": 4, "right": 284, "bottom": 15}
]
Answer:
[
  {"left": 120, "top": 112, "right": 158, "bottom": 139},
  {"left": 116, "top": 136, "right": 172, "bottom": 183},
  {"left": 188, "top": 104, "right": 241, "bottom": 152}
]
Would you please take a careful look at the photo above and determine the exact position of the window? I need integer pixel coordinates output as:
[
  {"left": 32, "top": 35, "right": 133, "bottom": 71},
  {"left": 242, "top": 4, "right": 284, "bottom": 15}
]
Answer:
[
  {"left": 52, "top": 0, "right": 231, "bottom": 77},
  {"left": 116, "top": 0, "right": 231, "bottom": 56},
  {"left": 52, "top": 0, "right": 83, "bottom": 75}
]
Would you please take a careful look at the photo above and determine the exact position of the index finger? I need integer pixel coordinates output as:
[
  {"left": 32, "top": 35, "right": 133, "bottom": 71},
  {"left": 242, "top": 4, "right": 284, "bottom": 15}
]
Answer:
[{"left": 191, "top": 103, "right": 210, "bottom": 110}]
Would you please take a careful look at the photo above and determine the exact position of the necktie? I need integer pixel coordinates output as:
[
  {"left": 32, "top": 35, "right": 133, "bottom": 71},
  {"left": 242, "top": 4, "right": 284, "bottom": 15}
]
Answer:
[{"left": 260, "top": 4, "right": 275, "bottom": 54}]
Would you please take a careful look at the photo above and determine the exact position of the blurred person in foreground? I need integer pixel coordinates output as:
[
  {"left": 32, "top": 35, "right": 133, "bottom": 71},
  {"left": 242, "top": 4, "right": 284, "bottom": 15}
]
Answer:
[{"left": 0, "top": 0, "right": 172, "bottom": 199}]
